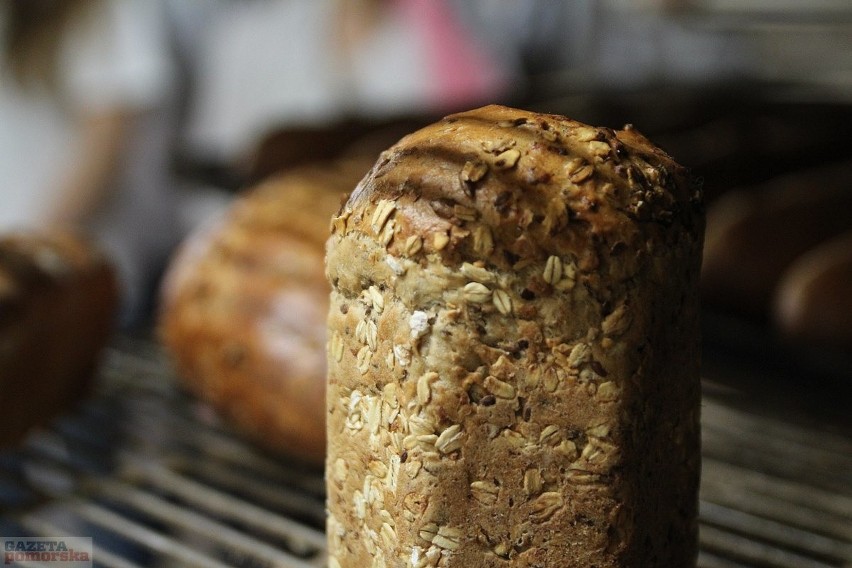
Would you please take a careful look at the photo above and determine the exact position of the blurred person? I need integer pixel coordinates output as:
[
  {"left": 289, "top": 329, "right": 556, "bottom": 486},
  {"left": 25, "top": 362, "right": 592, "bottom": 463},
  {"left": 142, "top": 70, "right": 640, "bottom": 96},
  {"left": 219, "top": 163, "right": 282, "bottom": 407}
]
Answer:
[
  {"left": 179, "top": 0, "right": 752, "bottom": 176},
  {"left": 0, "top": 0, "right": 181, "bottom": 326},
  {"left": 181, "top": 0, "right": 523, "bottom": 170}
]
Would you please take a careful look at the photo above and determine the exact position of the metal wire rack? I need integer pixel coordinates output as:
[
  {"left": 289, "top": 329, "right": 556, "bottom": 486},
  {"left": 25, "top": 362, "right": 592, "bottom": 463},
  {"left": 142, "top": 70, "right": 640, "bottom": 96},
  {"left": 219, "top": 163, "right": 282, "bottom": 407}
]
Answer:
[{"left": 1, "top": 335, "right": 850, "bottom": 567}]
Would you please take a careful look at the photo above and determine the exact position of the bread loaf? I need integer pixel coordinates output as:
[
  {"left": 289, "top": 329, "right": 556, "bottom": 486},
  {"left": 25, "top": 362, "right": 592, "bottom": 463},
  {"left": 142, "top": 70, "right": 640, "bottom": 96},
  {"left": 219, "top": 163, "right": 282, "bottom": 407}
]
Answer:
[
  {"left": 774, "top": 230, "right": 852, "bottom": 352},
  {"left": 702, "top": 161, "right": 852, "bottom": 318},
  {"left": 159, "top": 161, "right": 367, "bottom": 466},
  {"left": 325, "top": 105, "right": 704, "bottom": 566},
  {"left": 0, "top": 232, "right": 118, "bottom": 447}
]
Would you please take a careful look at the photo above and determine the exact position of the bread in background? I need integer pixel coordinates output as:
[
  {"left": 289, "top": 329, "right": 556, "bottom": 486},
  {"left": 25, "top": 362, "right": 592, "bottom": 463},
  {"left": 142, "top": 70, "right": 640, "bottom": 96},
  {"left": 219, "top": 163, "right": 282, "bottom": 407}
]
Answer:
[
  {"left": 0, "top": 232, "right": 118, "bottom": 447},
  {"left": 702, "top": 161, "right": 852, "bottom": 319},
  {"left": 774, "top": 230, "right": 852, "bottom": 353},
  {"left": 159, "top": 159, "right": 369, "bottom": 466}
]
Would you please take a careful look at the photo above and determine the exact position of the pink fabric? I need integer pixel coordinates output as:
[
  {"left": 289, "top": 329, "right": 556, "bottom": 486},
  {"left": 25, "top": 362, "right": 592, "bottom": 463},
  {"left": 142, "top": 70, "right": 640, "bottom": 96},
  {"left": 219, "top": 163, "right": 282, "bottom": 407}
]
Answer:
[{"left": 397, "top": 0, "right": 508, "bottom": 109}]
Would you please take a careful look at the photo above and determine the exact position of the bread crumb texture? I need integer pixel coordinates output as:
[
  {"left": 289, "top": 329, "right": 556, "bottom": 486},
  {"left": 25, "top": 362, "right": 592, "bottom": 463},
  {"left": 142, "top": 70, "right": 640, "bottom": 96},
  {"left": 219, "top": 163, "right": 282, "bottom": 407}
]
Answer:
[{"left": 325, "top": 105, "right": 704, "bottom": 567}]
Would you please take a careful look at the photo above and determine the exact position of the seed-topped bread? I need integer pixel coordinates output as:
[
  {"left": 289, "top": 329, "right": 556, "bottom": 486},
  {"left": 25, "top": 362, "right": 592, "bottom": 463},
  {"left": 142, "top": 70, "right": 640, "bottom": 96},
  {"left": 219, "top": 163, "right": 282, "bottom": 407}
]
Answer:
[{"left": 325, "top": 105, "right": 704, "bottom": 567}]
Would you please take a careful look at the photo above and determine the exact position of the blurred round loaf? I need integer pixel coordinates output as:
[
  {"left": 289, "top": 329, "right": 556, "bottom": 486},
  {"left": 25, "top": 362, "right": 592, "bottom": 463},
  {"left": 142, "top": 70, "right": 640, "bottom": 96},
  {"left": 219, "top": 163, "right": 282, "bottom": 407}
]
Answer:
[
  {"left": 159, "top": 160, "right": 368, "bottom": 466},
  {"left": 0, "top": 232, "right": 118, "bottom": 447},
  {"left": 774, "top": 230, "right": 852, "bottom": 352},
  {"left": 702, "top": 161, "right": 852, "bottom": 318}
]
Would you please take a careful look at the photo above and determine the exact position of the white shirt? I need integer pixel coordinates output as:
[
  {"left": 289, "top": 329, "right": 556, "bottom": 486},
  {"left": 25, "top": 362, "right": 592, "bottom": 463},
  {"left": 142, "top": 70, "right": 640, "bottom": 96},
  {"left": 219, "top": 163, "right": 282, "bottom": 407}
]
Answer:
[
  {"left": 0, "top": 0, "right": 178, "bottom": 322},
  {"left": 183, "top": 0, "right": 514, "bottom": 163}
]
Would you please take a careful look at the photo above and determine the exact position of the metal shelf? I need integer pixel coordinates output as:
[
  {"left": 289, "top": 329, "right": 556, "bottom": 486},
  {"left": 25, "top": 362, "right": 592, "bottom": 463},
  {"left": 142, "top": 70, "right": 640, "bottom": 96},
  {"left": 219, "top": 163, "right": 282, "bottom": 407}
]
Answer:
[{"left": 1, "top": 335, "right": 850, "bottom": 567}]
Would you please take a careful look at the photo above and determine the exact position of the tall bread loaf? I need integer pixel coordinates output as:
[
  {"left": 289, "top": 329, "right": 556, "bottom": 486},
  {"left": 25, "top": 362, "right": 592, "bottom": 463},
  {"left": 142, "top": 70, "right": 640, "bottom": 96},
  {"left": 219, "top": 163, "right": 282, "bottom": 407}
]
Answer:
[{"left": 325, "top": 105, "right": 704, "bottom": 567}]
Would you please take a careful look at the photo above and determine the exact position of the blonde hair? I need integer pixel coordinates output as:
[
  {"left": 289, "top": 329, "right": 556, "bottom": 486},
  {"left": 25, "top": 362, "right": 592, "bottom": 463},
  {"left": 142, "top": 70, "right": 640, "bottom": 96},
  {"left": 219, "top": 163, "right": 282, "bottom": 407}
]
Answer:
[{"left": 1, "top": 0, "right": 96, "bottom": 92}]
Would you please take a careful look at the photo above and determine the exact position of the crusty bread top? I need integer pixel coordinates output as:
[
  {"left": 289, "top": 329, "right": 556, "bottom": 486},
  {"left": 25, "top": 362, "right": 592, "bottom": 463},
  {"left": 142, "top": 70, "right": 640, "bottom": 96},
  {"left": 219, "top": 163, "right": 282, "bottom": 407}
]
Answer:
[
  {"left": 160, "top": 159, "right": 366, "bottom": 310},
  {"left": 331, "top": 105, "right": 701, "bottom": 275},
  {"left": 0, "top": 232, "right": 115, "bottom": 328},
  {"left": 0, "top": 232, "right": 107, "bottom": 279},
  {"left": 230, "top": 159, "right": 364, "bottom": 245}
]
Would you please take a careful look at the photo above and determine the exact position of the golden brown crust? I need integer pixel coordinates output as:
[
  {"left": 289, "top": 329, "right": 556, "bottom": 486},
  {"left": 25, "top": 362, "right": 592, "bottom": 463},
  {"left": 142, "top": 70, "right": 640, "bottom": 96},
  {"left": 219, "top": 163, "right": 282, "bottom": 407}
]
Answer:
[
  {"left": 340, "top": 105, "right": 698, "bottom": 267},
  {"left": 325, "top": 105, "right": 704, "bottom": 567},
  {"left": 159, "top": 160, "right": 368, "bottom": 467},
  {"left": 0, "top": 232, "right": 118, "bottom": 447}
]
